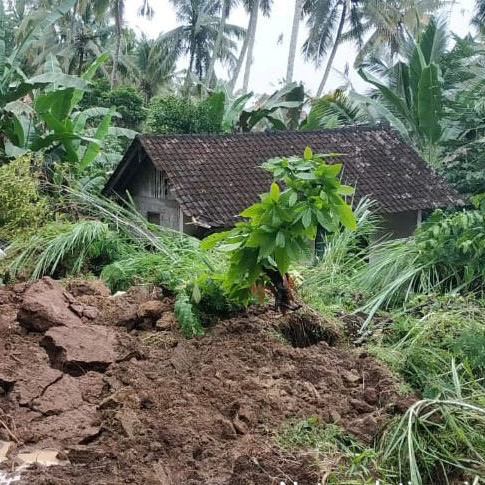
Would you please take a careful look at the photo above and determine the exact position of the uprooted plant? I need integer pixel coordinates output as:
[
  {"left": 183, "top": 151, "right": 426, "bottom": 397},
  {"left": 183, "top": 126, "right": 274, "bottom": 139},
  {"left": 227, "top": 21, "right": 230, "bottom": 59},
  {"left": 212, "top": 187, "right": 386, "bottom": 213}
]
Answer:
[{"left": 200, "top": 147, "right": 357, "bottom": 310}]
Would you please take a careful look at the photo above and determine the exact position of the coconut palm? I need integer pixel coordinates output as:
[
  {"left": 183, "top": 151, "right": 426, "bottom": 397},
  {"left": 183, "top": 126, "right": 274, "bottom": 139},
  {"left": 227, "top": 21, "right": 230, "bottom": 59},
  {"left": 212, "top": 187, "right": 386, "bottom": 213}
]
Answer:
[
  {"left": 206, "top": 0, "right": 238, "bottom": 86},
  {"left": 474, "top": 0, "right": 485, "bottom": 31},
  {"left": 302, "top": 0, "right": 364, "bottom": 96},
  {"left": 75, "top": 0, "right": 154, "bottom": 87},
  {"left": 345, "top": 0, "right": 446, "bottom": 67},
  {"left": 165, "top": 0, "right": 245, "bottom": 92},
  {"left": 230, "top": 0, "right": 273, "bottom": 94},
  {"left": 135, "top": 35, "right": 178, "bottom": 100},
  {"left": 286, "top": 0, "right": 303, "bottom": 83}
]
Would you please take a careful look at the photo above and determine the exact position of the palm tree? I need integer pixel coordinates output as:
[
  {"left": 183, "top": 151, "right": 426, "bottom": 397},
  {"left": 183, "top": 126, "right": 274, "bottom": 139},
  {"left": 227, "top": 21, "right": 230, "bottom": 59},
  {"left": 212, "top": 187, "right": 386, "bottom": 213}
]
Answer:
[
  {"left": 303, "top": 0, "right": 364, "bottom": 97},
  {"left": 75, "top": 0, "right": 154, "bottom": 87},
  {"left": 136, "top": 35, "right": 178, "bottom": 100},
  {"left": 206, "top": 0, "right": 236, "bottom": 86},
  {"left": 344, "top": 0, "right": 446, "bottom": 67},
  {"left": 474, "top": 0, "right": 485, "bottom": 31},
  {"left": 165, "top": 0, "right": 244, "bottom": 93},
  {"left": 230, "top": 0, "right": 273, "bottom": 94},
  {"left": 286, "top": 0, "right": 303, "bottom": 83}
]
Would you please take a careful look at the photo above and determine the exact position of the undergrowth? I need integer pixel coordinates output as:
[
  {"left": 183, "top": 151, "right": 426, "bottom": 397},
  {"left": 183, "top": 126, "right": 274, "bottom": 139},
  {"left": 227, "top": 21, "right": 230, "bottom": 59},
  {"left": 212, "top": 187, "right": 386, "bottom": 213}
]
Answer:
[{"left": 274, "top": 417, "right": 380, "bottom": 483}]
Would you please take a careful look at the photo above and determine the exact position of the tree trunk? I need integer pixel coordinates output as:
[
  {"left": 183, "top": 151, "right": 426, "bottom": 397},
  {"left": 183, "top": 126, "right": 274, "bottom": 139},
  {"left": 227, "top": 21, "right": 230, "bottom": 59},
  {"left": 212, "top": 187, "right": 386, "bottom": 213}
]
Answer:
[
  {"left": 229, "top": 9, "right": 252, "bottom": 94},
  {"left": 286, "top": 0, "right": 303, "bottom": 83},
  {"left": 206, "top": 0, "right": 230, "bottom": 87},
  {"left": 183, "top": 44, "right": 196, "bottom": 96},
  {"left": 316, "top": 1, "right": 347, "bottom": 97},
  {"left": 242, "top": 0, "right": 260, "bottom": 94},
  {"left": 110, "top": 0, "right": 123, "bottom": 88}
]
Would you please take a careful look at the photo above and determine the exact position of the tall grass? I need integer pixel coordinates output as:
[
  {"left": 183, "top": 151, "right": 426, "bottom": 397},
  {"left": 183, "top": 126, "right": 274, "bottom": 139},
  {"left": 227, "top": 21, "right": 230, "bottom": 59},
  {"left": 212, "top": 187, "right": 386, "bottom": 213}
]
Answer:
[
  {"left": 357, "top": 206, "right": 485, "bottom": 332},
  {"left": 300, "top": 197, "right": 380, "bottom": 312},
  {"left": 380, "top": 362, "right": 485, "bottom": 485},
  {"left": 8, "top": 220, "right": 129, "bottom": 279}
]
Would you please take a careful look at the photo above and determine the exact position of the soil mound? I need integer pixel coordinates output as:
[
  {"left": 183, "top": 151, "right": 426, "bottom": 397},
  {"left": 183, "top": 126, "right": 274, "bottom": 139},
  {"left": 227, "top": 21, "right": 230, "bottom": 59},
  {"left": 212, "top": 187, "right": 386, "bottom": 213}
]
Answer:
[{"left": 0, "top": 278, "right": 412, "bottom": 484}]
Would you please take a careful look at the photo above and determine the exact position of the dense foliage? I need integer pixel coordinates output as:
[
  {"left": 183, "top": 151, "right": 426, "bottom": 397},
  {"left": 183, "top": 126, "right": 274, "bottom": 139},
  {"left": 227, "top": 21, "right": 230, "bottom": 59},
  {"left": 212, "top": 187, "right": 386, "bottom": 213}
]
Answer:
[
  {"left": 2, "top": 1, "right": 485, "bottom": 483},
  {"left": 201, "top": 147, "right": 356, "bottom": 307},
  {"left": 0, "top": 155, "right": 48, "bottom": 239}
]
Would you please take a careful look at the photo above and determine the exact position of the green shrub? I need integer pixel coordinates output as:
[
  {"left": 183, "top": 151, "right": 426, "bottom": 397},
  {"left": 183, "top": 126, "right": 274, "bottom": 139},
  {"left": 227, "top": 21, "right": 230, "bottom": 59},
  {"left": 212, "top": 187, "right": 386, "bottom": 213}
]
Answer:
[
  {"left": 201, "top": 147, "right": 356, "bottom": 308},
  {"left": 145, "top": 95, "right": 222, "bottom": 134},
  {"left": 357, "top": 203, "right": 485, "bottom": 327},
  {"left": 0, "top": 155, "right": 48, "bottom": 239},
  {"left": 107, "top": 86, "right": 146, "bottom": 130}
]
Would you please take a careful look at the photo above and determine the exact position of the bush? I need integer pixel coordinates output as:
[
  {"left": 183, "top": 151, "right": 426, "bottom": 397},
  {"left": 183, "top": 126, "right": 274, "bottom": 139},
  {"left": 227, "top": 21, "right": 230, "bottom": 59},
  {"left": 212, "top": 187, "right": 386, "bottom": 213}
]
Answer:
[
  {"left": 201, "top": 147, "right": 356, "bottom": 308},
  {"left": 357, "top": 202, "right": 485, "bottom": 326},
  {"left": 0, "top": 155, "right": 48, "bottom": 239},
  {"left": 145, "top": 95, "right": 222, "bottom": 134},
  {"left": 79, "top": 80, "right": 146, "bottom": 130},
  {"left": 107, "top": 86, "right": 146, "bottom": 130}
]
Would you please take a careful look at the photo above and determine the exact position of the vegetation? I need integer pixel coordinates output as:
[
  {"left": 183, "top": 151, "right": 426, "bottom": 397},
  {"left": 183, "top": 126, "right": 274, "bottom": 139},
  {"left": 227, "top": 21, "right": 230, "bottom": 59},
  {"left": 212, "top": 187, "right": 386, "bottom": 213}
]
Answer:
[
  {"left": 201, "top": 147, "right": 356, "bottom": 308},
  {"left": 1, "top": 1, "right": 485, "bottom": 483}
]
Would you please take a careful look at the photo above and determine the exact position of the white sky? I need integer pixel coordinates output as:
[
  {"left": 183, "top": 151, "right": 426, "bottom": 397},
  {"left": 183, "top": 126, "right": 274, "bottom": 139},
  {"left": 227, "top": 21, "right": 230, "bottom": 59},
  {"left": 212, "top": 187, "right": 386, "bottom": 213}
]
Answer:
[{"left": 125, "top": 0, "right": 476, "bottom": 96}]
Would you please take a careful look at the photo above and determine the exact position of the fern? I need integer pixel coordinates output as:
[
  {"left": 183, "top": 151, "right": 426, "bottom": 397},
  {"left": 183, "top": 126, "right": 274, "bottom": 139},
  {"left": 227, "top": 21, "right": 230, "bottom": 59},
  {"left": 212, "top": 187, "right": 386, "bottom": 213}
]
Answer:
[{"left": 174, "top": 293, "right": 204, "bottom": 337}]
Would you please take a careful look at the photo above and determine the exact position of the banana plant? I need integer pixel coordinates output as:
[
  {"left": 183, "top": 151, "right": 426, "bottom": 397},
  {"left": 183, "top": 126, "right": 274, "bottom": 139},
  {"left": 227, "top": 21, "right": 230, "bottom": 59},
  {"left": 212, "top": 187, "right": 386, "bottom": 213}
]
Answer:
[
  {"left": 238, "top": 83, "right": 305, "bottom": 132},
  {"left": 356, "top": 18, "right": 448, "bottom": 165},
  {"left": 3, "top": 48, "right": 134, "bottom": 176},
  {"left": 0, "top": 0, "right": 78, "bottom": 157}
]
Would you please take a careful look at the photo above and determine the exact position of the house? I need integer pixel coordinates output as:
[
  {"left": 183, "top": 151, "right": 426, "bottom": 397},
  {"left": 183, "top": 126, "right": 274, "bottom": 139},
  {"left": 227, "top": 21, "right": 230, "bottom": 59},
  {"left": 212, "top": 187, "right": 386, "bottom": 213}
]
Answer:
[{"left": 103, "top": 127, "right": 465, "bottom": 238}]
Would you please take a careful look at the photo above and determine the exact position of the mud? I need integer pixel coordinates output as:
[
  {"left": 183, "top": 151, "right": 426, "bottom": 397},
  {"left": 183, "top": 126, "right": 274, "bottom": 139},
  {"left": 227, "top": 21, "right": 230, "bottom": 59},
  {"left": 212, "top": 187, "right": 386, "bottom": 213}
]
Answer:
[{"left": 0, "top": 278, "right": 413, "bottom": 484}]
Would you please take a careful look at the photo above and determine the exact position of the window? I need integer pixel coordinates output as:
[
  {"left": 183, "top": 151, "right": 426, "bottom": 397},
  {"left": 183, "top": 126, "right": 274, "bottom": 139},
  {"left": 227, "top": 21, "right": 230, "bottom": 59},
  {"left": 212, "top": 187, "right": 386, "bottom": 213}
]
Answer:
[
  {"left": 147, "top": 212, "right": 160, "bottom": 225},
  {"left": 151, "top": 170, "right": 168, "bottom": 199}
]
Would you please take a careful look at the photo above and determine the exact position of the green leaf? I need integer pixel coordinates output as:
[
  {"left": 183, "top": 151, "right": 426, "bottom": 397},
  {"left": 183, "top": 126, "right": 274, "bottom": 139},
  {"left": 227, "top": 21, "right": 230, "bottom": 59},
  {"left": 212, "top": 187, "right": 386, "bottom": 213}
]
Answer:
[
  {"left": 200, "top": 230, "right": 231, "bottom": 250},
  {"left": 270, "top": 182, "right": 280, "bottom": 202},
  {"left": 28, "top": 73, "right": 89, "bottom": 91},
  {"left": 337, "top": 185, "right": 355, "bottom": 196},
  {"left": 289, "top": 192, "right": 298, "bottom": 207},
  {"left": 274, "top": 246, "right": 291, "bottom": 275},
  {"left": 322, "top": 163, "right": 342, "bottom": 177},
  {"left": 302, "top": 208, "right": 312, "bottom": 229},
  {"left": 337, "top": 203, "right": 357, "bottom": 231},
  {"left": 418, "top": 63, "right": 443, "bottom": 143},
  {"left": 191, "top": 284, "right": 202, "bottom": 304},
  {"left": 79, "top": 107, "right": 115, "bottom": 171},
  {"left": 276, "top": 231, "right": 285, "bottom": 248},
  {"left": 296, "top": 172, "right": 317, "bottom": 180},
  {"left": 219, "top": 242, "right": 243, "bottom": 252},
  {"left": 304, "top": 146, "right": 313, "bottom": 160}
]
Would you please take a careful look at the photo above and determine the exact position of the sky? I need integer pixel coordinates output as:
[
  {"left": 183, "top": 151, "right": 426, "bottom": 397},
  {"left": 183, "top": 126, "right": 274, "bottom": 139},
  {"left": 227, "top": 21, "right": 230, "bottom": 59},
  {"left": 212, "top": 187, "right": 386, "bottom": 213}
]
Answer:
[{"left": 125, "top": 0, "right": 477, "bottom": 96}]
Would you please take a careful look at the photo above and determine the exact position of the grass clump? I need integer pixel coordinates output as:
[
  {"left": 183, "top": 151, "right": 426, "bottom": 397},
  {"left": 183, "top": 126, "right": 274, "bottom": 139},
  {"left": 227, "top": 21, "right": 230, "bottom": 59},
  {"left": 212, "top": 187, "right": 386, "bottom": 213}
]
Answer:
[
  {"left": 300, "top": 197, "right": 380, "bottom": 314},
  {"left": 379, "top": 363, "right": 485, "bottom": 485},
  {"left": 367, "top": 296, "right": 485, "bottom": 396},
  {"left": 274, "top": 417, "right": 379, "bottom": 483},
  {"left": 357, "top": 203, "right": 485, "bottom": 329}
]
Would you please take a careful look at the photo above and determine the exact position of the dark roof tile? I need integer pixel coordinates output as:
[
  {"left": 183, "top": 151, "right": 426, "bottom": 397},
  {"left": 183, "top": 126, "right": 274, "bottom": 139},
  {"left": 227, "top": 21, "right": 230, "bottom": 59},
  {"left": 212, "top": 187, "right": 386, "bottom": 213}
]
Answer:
[{"left": 105, "top": 127, "right": 465, "bottom": 228}]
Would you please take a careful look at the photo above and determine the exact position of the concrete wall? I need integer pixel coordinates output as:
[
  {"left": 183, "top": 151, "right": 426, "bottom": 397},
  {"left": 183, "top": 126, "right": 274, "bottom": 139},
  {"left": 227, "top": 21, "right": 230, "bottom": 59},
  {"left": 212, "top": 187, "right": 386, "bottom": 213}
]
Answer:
[{"left": 375, "top": 210, "right": 420, "bottom": 240}]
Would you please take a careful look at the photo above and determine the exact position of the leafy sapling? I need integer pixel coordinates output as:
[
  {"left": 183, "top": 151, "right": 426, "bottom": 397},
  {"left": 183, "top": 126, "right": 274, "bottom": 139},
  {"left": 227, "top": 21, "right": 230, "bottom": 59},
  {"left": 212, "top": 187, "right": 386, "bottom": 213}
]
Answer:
[{"left": 200, "top": 147, "right": 356, "bottom": 311}]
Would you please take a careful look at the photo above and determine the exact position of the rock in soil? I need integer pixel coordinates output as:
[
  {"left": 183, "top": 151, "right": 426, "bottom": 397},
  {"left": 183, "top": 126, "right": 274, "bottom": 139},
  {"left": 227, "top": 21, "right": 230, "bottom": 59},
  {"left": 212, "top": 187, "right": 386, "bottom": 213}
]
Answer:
[{"left": 0, "top": 279, "right": 414, "bottom": 485}]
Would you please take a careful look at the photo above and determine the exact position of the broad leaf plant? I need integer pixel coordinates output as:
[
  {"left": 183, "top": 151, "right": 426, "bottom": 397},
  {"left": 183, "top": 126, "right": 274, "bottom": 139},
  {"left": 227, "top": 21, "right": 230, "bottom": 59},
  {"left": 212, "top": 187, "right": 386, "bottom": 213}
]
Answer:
[{"left": 201, "top": 147, "right": 356, "bottom": 310}]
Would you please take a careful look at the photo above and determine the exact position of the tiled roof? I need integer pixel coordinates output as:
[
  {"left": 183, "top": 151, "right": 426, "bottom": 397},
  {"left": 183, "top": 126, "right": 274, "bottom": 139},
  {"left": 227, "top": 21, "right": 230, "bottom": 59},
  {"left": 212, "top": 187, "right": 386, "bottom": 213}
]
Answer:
[{"left": 105, "top": 127, "right": 465, "bottom": 228}]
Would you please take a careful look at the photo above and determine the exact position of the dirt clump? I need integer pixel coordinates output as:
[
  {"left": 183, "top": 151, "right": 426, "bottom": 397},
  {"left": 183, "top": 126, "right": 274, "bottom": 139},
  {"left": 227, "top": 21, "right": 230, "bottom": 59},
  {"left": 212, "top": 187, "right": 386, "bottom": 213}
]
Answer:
[{"left": 0, "top": 279, "right": 413, "bottom": 484}]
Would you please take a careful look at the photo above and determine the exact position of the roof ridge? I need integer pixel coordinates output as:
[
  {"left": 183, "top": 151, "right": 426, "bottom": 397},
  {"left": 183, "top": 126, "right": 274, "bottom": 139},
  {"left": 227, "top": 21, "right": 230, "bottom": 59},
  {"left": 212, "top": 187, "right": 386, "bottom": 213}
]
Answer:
[{"left": 138, "top": 124, "right": 394, "bottom": 141}]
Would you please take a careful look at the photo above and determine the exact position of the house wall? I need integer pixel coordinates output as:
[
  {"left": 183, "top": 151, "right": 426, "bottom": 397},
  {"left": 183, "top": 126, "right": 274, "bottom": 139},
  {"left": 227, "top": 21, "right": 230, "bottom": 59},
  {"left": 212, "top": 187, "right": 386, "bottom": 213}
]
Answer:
[{"left": 375, "top": 210, "right": 421, "bottom": 240}]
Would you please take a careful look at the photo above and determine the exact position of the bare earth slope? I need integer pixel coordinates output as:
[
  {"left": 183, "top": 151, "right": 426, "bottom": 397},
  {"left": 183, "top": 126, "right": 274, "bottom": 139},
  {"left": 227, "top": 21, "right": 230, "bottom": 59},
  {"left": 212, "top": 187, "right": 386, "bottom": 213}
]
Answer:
[{"left": 0, "top": 278, "right": 411, "bottom": 484}]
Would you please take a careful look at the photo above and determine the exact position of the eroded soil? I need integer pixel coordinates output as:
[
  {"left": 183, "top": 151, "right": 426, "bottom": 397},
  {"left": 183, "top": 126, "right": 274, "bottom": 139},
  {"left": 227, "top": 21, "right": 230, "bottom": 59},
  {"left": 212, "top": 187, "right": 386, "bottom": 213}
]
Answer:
[{"left": 0, "top": 277, "right": 413, "bottom": 484}]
